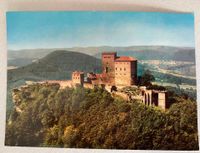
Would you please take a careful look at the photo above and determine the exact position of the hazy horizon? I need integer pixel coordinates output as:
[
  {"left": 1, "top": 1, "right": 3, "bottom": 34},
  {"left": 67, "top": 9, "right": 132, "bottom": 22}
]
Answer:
[{"left": 8, "top": 45, "right": 195, "bottom": 52}]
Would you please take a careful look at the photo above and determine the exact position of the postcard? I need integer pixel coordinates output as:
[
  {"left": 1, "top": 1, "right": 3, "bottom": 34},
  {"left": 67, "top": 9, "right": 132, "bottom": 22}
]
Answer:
[{"left": 5, "top": 11, "right": 198, "bottom": 150}]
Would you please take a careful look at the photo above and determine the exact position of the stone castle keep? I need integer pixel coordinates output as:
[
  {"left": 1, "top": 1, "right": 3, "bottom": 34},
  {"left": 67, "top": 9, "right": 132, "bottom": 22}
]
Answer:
[
  {"left": 37, "top": 52, "right": 168, "bottom": 110},
  {"left": 86, "top": 52, "right": 137, "bottom": 87}
]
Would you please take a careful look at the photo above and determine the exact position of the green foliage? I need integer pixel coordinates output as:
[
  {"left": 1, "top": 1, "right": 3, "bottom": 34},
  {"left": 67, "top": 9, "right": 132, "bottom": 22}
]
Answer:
[
  {"left": 119, "top": 103, "right": 131, "bottom": 112},
  {"left": 138, "top": 70, "right": 155, "bottom": 87},
  {"left": 5, "top": 84, "right": 199, "bottom": 150},
  {"left": 148, "top": 84, "right": 166, "bottom": 90}
]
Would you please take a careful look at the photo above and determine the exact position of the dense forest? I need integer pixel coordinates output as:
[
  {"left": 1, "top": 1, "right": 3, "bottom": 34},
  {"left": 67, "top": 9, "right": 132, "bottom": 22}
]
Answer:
[{"left": 5, "top": 83, "right": 198, "bottom": 150}]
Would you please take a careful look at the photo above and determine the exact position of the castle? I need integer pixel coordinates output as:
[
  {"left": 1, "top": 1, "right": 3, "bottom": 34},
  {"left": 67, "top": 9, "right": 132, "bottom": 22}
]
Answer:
[
  {"left": 85, "top": 52, "right": 137, "bottom": 88},
  {"left": 37, "top": 52, "right": 168, "bottom": 110}
]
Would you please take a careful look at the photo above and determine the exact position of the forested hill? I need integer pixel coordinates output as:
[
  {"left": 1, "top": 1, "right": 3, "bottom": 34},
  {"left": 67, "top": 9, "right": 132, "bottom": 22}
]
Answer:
[
  {"left": 7, "top": 50, "right": 101, "bottom": 119},
  {"left": 6, "top": 84, "right": 198, "bottom": 150},
  {"left": 8, "top": 50, "right": 101, "bottom": 82}
]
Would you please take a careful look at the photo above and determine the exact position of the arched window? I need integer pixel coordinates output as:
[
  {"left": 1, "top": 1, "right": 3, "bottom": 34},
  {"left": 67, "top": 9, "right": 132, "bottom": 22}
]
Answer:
[
  {"left": 106, "top": 67, "right": 108, "bottom": 73},
  {"left": 145, "top": 94, "right": 147, "bottom": 105},
  {"left": 148, "top": 94, "right": 150, "bottom": 106}
]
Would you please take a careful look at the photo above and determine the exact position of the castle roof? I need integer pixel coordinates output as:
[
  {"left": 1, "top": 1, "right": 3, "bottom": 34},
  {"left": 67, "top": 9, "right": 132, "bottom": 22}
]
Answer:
[
  {"left": 72, "top": 71, "right": 84, "bottom": 75},
  {"left": 115, "top": 56, "right": 137, "bottom": 62},
  {"left": 87, "top": 72, "right": 97, "bottom": 79},
  {"left": 102, "top": 52, "right": 117, "bottom": 55}
]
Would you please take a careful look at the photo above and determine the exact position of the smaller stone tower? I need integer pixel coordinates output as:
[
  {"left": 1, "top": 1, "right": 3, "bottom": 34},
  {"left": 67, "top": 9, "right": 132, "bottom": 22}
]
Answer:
[{"left": 72, "top": 71, "right": 84, "bottom": 86}]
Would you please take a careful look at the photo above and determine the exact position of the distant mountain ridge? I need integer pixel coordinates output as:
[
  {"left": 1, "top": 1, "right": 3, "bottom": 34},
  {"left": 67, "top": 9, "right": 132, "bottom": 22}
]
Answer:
[{"left": 8, "top": 46, "right": 195, "bottom": 67}]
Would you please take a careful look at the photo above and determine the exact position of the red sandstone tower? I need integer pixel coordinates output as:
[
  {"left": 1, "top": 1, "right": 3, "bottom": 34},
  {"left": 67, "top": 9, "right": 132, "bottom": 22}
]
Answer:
[
  {"left": 101, "top": 52, "right": 137, "bottom": 86},
  {"left": 101, "top": 52, "right": 117, "bottom": 85}
]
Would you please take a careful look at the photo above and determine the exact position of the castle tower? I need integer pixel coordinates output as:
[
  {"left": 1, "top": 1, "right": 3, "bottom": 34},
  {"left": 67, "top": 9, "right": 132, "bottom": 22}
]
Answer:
[
  {"left": 72, "top": 71, "right": 84, "bottom": 86},
  {"left": 114, "top": 56, "right": 137, "bottom": 86},
  {"left": 101, "top": 52, "right": 117, "bottom": 85}
]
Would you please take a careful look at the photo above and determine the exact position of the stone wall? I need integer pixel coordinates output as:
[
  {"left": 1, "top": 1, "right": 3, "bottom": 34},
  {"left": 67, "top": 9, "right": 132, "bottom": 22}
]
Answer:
[
  {"left": 115, "top": 61, "right": 132, "bottom": 86},
  {"left": 158, "top": 92, "right": 167, "bottom": 110},
  {"left": 83, "top": 82, "right": 94, "bottom": 89},
  {"left": 39, "top": 80, "right": 73, "bottom": 89}
]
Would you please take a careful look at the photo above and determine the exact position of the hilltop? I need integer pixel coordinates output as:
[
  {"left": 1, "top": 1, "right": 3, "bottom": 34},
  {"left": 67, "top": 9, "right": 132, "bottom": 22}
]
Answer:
[
  {"left": 7, "top": 50, "right": 101, "bottom": 118},
  {"left": 8, "top": 50, "right": 101, "bottom": 82}
]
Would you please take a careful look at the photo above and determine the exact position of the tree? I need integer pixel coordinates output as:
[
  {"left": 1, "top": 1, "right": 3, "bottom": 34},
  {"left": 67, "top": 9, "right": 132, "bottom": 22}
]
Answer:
[{"left": 138, "top": 70, "right": 155, "bottom": 87}]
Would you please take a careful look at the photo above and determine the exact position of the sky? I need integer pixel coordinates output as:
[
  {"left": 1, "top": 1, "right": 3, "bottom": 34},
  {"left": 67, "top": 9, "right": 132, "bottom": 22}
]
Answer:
[{"left": 7, "top": 11, "right": 195, "bottom": 50}]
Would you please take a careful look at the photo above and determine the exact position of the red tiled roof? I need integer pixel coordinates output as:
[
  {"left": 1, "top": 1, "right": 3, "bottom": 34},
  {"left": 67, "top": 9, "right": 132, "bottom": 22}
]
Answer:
[
  {"left": 72, "top": 71, "right": 84, "bottom": 75},
  {"left": 102, "top": 52, "right": 117, "bottom": 55},
  {"left": 88, "top": 73, "right": 97, "bottom": 79},
  {"left": 115, "top": 56, "right": 137, "bottom": 62}
]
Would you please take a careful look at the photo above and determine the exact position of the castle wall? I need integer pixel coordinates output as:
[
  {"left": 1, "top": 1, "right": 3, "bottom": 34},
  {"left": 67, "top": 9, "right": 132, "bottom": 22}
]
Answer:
[
  {"left": 83, "top": 82, "right": 94, "bottom": 89},
  {"left": 158, "top": 92, "right": 167, "bottom": 110},
  {"left": 59, "top": 81, "right": 73, "bottom": 89},
  {"left": 105, "top": 85, "right": 112, "bottom": 92},
  {"left": 38, "top": 80, "right": 73, "bottom": 89},
  {"left": 131, "top": 61, "right": 137, "bottom": 84}
]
